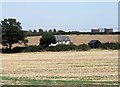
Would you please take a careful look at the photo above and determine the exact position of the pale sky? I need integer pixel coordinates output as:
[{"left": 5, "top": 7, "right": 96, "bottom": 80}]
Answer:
[{"left": 1, "top": 1, "right": 119, "bottom": 32}]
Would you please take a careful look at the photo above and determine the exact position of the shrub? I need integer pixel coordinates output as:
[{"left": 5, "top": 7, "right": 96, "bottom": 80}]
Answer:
[
  {"left": 48, "top": 44, "right": 69, "bottom": 51},
  {"left": 78, "top": 44, "right": 91, "bottom": 51},
  {"left": 2, "top": 47, "right": 25, "bottom": 53},
  {"left": 2, "top": 44, "right": 91, "bottom": 53},
  {"left": 12, "top": 47, "right": 25, "bottom": 53},
  {"left": 100, "top": 42, "right": 120, "bottom": 50},
  {"left": 40, "top": 32, "right": 56, "bottom": 47},
  {"left": 66, "top": 44, "right": 78, "bottom": 51},
  {"left": 23, "top": 45, "right": 43, "bottom": 52},
  {"left": 47, "top": 44, "right": 90, "bottom": 51}
]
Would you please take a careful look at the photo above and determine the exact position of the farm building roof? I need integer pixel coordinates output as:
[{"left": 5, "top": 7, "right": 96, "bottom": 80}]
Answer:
[
  {"left": 54, "top": 35, "right": 70, "bottom": 42},
  {"left": 88, "top": 40, "right": 101, "bottom": 44}
]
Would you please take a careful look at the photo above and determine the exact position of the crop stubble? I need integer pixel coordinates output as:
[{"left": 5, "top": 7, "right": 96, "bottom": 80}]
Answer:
[{"left": 1, "top": 50, "right": 118, "bottom": 83}]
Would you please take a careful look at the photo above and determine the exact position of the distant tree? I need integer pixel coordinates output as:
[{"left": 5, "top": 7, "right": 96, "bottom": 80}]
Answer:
[
  {"left": 40, "top": 32, "right": 56, "bottom": 47},
  {"left": 53, "top": 29, "right": 57, "bottom": 32},
  {"left": 57, "top": 30, "right": 65, "bottom": 34},
  {"left": 38, "top": 28, "right": 43, "bottom": 33},
  {"left": 1, "top": 18, "right": 26, "bottom": 49},
  {"left": 33, "top": 29, "right": 37, "bottom": 33},
  {"left": 23, "top": 39, "right": 28, "bottom": 46},
  {"left": 29, "top": 29, "right": 32, "bottom": 32},
  {"left": 0, "top": 24, "right": 2, "bottom": 41},
  {"left": 44, "top": 30, "right": 47, "bottom": 33},
  {"left": 48, "top": 29, "right": 52, "bottom": 33},
  {"left": 58, "top": 30, "right": 65, "bottom": 33}
]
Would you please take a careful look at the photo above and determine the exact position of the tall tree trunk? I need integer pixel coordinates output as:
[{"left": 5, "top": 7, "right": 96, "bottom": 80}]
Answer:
[
  {"left": 23, "top": 39, "right": 28, "bottom": 46},
  {"left": 9, "top": 42, "right": 12, "bottom": 50}
]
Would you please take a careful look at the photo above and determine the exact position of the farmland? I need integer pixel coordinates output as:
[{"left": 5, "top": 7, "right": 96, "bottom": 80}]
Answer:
[
  {"left": 6, "top": 34, "right": 119, "bottom": 48},
  {"left": 0, "top": 50, "right": 118, "bottom": 85},
  {"left": 26, "top": 34, "right": 119, "bottom": 46}
]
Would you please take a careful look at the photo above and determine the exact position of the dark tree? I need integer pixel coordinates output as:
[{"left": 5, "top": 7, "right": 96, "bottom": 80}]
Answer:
[
  {"left": 1, "top": 18, "right": 26, "bottom": 49},
  {"left": 0, "top": 24, "right": 2, "bottom": 42},
  {"left": 48, "top": 29, "right": 52, "bottom": 33},
  {"left": 33, "top": 29, "right": 37, "bottom": 33},
  {"left": 58, "top": 30, "right": 65, "bottom": 33},
  {"left": 44, "top": 30, "right": 47, "bottom": 33},
  {"left": 39, "top": 28, "right": 43, "bottom": 33},
  {"left": 29, "top": 29, "right": 32, "bottom": 32},
  {"left": 53, "top": 28, "right": 57, "bottom": 33},
  {"left": 40, "top": 32, "right": 56, "bottom": 47}
]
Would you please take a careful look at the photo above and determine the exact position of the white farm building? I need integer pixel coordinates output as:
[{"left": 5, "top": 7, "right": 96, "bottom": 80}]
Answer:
[{"left": 49, "top": 35, "right": 71, "bottom": 46}]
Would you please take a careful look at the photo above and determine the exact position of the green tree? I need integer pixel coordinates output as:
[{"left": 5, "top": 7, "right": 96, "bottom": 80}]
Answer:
[
  {"left": 53, "top": 28, "right": 57, "bottom": 33},
  {"left": 58, "top": 30, "right": 65, "bottom": 34},
  {"left": 58, "top": 30, "right": 65, "bottom": 33},
  {"left": 1, "top": 18, "right": 26, "bottom": 49},
  {"left": 0, "top": 24, "right": 2, "bottom": 42},
  {"left": 29, "top": 29, "right": 32, "bottom": 32},
  {"left": 40, "top": 32, "right": 56, "bottom": 47},
  {"left": 48, "top": 29, "right": 52, "bottom": 33},
  {"left": 33, "top": 29, "right": 37, "bottom": 33},
  {"left": 38, "top": 28, "right": 43, "bottom": 33}
]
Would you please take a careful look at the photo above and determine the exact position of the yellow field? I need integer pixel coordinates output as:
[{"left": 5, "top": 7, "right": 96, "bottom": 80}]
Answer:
[
  {"left": 68, "top": 34, "right": 118, "bottom": 45},
  {"left": 26, "top": 35, "right": 118, "bottom": 45},
  {"left": 5, "top": 34, "right": 118, "bottom": 48},
  {"left": 1, "top": 50, "right": 118, "bottom": 85}
]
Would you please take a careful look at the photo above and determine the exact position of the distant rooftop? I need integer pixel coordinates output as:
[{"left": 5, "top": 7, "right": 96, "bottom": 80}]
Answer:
[
  {"left": 88, "top": 40, "right": 101, "bottom": 44},
  {"left": 55, "top": 35, "right": 70, "bottom": 42}
]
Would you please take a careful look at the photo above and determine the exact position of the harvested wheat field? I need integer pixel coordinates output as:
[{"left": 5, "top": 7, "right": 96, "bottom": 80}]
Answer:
[
  {"left": 26, "top": 35, "right": 119, "bottom": 46},
  {"left": 68, "top": 35, "right": 119, "bottom": 45},
  {"left": 9, "top": 34, "right": 119, "bottom": 48},
  {"left": 0, "top": 50, "right": 119, "bottom": 85}
]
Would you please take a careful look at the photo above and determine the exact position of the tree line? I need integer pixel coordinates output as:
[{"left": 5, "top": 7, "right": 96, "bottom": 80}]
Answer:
[
  {"left": 24, "top": 29, "right": 120, "bottom": 36},
  {"left": 1, "top": 18, "right": 120, "bottom": 53}
]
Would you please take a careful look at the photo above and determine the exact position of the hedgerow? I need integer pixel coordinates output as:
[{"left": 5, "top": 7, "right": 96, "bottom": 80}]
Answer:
[
  {"left": 2, "top": 42, "right": 120, "bottom": 53},
  {"left": 100, "top": 42, "right": 120, "bottom": 50}
]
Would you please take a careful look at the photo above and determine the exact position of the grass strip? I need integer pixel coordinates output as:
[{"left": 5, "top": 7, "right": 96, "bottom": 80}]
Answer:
[{"left": 1, "top": 76, "right": 119, "bottom": 85}]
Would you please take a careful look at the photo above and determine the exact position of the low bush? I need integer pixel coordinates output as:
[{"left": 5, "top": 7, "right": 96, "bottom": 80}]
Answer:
[
  {"left": 2, "top": 47, "right": 25, "bottom": 53},
  {"left": 12, "top": 47, "right": 25, "bottom": 53},
  {"left": 2, "top": 42, "right": 119, "bottom": 53},
  {"left": 2, "top": 44, "right": 91, "bottom": 53},
  {"left": 78, "top": 44, "right": 91, "bottom": 51},
  {"left": 23, "top": 45, "right": 44, "bottom": 52},
  {"left": 2, "top": 48, "right": 11, "bottom": 53},
  {"left": 47, "top": 44, "right": 78, "bottom": 51},
  {"left": 47, "top": 44, "right": 91, "bottom": 52},
  {"left": 100, "top": 42, "right": 120, "bottom": 50}
]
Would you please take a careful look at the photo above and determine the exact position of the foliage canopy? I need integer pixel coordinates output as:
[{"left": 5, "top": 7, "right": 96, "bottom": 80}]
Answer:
[
  {"left": 1, "top": 18, "right": 26, "bottom": 49},
  {"left": 40, "top": 32, "right": 56, "bottom": 47}
]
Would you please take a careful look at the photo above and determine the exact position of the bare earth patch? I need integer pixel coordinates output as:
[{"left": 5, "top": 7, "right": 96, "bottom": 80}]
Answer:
[{"left": 0, "top": 50, "right": 118, "bottom": 85}]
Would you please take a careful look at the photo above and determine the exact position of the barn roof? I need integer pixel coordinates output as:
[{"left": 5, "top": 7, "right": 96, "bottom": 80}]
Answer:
[
  {"left": 88, "top": 40, "right": 101, "bottom": 44},
  {"left": 55, "top": 35, "right": 70, "bottom": 42}
]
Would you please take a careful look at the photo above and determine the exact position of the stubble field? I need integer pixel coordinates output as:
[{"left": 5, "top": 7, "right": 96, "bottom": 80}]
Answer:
[
  {"left": 8, "top": 34, "right": 119, "bottom": 47},
  {"left": 0, "top": 50, "right": 119, "bottom": 85}
]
